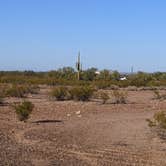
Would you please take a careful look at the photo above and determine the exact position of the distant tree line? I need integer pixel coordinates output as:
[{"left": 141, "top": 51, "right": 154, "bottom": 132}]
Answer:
[{"left": 0, "top": 67, "right": 166, "bottom": 87}]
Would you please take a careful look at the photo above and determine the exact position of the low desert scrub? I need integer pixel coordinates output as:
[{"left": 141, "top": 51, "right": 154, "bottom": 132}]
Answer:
[
  {"left": 109, "top": 85, "right": 119, "bottom": 90},
  {"left": 147, "top": 111, "right": 166, "bottom": 129},
  {"left": 126, "top": 86, "right": 138, "bottom": 91},
  {"left": 0, "top": 90, "right": 5, "bottom": 105},
  {"left": 112, "top": 90, "right": 128, "bottom": 104},
  {"left": 97, "top": 91, "right": 110, "bottom": 104},
  {"left": 50, "top": 86, "right": 69, "bottom": 101},
  {"left": 153, "top": 90, "right": 166, "bottom": 100},
  {"left": 69, "top": 86, "right": 95, "bottom": 101},
  {"left": 50, "top": 86, "right": 95, "bottom": 101},
  {"left": 6, "top": 85, "right": 26, "bottom": 97},
  {"left": 13, "top": 101, "right": 34, "bottom": 122},
  {"left": 147, "top": 111, "right": 166, "bottom": 139},
  {"left": 153, "top": 90, "right": 161, "bottom": 100},
  {"left": 93, "top": 81, "right": 111, "bottom": 90},
  {"left": 5, "top": 84, "right": 39, "bottom": 98},
  {"left": 0, "top": 96, "right": 3, "bottom": 105}
]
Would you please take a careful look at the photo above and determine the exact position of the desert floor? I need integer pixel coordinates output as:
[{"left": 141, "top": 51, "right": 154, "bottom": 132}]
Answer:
[{"left": 1, "top": 87, "right": 166, "bottom": 166}]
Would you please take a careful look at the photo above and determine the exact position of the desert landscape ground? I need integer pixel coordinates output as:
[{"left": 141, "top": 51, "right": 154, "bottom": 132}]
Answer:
[
  {"left": 1, "top": 0, "right": 166, "bottom": 165},
  {"left": 1, "top": 86, "right": 166, "bottom": 166}
]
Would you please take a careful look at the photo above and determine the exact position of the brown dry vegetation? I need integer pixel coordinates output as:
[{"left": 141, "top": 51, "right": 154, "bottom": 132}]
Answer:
[{"left": 1, "top": 85, "right": 166, "bottom": 165}]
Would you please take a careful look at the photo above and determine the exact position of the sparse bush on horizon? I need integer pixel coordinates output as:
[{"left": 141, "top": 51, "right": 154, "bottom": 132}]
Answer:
[
  {"left": 92, "top": 81, "right": 111, "bottom": 90},
  {"left": 5, "top": 84, "right": 39, "bottom": 98},
  {"left": 1, "top": 69, "right": 166, "bottom": 88}
]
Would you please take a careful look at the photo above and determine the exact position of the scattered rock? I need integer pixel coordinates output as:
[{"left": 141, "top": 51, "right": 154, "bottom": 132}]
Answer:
[
  {"left": 76, "top": 111, "right": 81, "bottom": 115},
  {"left": 67, "top": 114, "right": 71, "bottom": 117}
]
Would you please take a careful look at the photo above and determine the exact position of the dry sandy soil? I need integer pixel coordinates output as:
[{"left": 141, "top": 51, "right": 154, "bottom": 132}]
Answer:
[{"left": 1, "top": 87, "right": 166, "bottom": 166}]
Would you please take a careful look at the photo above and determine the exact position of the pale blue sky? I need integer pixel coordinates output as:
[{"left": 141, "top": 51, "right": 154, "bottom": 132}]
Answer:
[{"left": 0, "top": 0, "right": 166, "bottom": 72}]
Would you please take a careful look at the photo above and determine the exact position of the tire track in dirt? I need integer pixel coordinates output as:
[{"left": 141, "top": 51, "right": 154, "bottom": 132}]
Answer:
[{"left": 67, "top": 147, "right": 166, "bottom": 166}]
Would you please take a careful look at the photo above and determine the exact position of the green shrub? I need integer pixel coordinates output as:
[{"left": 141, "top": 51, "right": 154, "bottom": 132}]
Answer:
[
  {"left": 112, "top": 90, "right": 128, "bottom": 104},
  {"left": 22, "top": 84, "right": 39, "bottom": 94},
  {"left": 14, "top": 101, "right": 34, "bottom": 122},
  {"left": 6, "top": 85, "right": 25, "bottom": 97},
  {"left": 51, "top": 86, "right": 69, "bottom": 101},
  {"left": 5, "top": 84, "right": 39, "bottom": 98},
  {"left": 69, "top": 86, "right": 94, "bottom": 101},
  {"left": 93, "top": 81, "right": 111, "bottom": 89}
]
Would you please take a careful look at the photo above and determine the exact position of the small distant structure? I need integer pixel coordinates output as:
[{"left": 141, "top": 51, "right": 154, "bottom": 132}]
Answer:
[
  {"left": 95, "top": 71, "right": 101, "bottom": 75},
  {"left": 131, "top": 66, "right": 134, "bottom": 74},
  {"left": 120, "top": 77, "right": 127, "bottom": 81}
]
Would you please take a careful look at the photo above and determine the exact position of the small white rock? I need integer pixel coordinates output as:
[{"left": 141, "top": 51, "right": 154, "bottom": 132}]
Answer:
[
  {"left": 76, "top": 111, "right": 81, "bottom": 115},
  {"left": 67, "top": 114, "right": 71, "bottom": 117}
]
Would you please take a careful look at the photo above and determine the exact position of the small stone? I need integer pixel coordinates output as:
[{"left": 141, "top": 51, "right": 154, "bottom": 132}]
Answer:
[
  {"left": 67, "top": 114, "right": 71, "bottom": 117},
  {"left": 76, "top": 111, "right": 81, "bottom": 115}
]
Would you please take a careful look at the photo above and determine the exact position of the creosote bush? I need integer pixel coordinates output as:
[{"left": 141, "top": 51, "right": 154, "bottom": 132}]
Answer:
[
  {"left": 69, "top": 86, "right": 95, "bottom": 101},
  {"left": 14, "top": 101, "right": 34, "bottom": 122},
  {"left": 93, "top": 81, "right": 111, "bottom": 90},
  {"left": 6, "top": 85, "right": 25, "bottom": 97},
  {"left": 51, "top": 86, "right": 69, "bottom": 101},
  {"left": 5, "top": 84, "right": 39, "bottom": 98},
  {"left": 50, "top": 86, "right": 95, "bottom": 101},
  {"left": 112, "top": 90, "right": 128, "bottom": 104}
]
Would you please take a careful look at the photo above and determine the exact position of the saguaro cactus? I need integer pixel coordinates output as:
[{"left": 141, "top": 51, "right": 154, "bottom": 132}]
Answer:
[{"left": 76, "top": 52, "right": 82, "bottom": 80}]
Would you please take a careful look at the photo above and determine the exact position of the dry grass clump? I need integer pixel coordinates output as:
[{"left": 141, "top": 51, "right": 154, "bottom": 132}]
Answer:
[
  {"left": 96, "top": 91, "right": 110, "bottom": 104},
  {"left": 147, "top": 111, "right": 166, "bottom": 129},
  {"left": 0, "top": 84, "right": 9, "bottom": 104},
  {"left": 112, "top": 90, "right": 128, "bottom": 104},
  {"left": 147, "top": 111, "right": 166, "bottom": 139},
  {"left": 153, "top": 90, "right": 166, "bottom": 100},
  {"left": 126, "top": 86, "right": 138, "bottom": 91}
]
